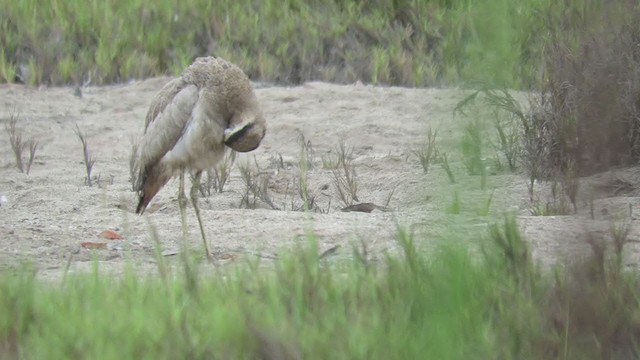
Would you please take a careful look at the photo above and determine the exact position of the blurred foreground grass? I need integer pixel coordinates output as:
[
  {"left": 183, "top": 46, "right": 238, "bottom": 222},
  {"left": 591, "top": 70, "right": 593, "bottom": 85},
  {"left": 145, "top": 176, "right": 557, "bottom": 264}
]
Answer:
[{"left": 2, "top": 219, "right": 639, "bottom": 359}]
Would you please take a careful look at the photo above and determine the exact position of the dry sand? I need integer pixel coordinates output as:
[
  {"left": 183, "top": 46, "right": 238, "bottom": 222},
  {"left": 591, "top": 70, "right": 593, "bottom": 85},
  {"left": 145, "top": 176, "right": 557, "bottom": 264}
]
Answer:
[{"left": 2, "top": 79, "right": 640, "bottom": 280}]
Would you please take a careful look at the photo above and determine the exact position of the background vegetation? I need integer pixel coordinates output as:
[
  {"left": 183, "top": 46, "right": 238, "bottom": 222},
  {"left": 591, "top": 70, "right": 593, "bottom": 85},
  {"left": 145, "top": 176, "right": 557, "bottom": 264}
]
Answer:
[{"left": 0, "top": 0, "right": 588, "bottom": 88}]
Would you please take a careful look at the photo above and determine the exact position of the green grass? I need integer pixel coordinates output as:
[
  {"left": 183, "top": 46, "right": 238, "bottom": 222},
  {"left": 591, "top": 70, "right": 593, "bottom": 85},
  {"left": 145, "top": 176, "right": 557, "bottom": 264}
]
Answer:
[
  {"left": 2, "top": 218, "right": 639, "bottom": 359},
  {"left": 0, "top": 0, "right": 602, "bottom": 88}
]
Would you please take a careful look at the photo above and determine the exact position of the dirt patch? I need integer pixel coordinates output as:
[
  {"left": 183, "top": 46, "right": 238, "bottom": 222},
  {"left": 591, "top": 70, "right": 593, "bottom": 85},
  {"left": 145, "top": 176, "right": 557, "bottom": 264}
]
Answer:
[{"left": 1, "top": 80, "right": 639, "bottom": 280}]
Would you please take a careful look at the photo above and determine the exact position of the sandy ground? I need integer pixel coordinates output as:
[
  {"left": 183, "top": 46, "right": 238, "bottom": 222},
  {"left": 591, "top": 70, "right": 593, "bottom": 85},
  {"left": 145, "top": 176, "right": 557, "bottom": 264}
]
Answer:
[{"left": 2, "top": 78, "right": 640, "bottom": 281}]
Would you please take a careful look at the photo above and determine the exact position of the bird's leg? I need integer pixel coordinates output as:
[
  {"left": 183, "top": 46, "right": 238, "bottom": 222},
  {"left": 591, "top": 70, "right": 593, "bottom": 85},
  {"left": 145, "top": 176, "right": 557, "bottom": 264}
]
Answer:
[
  {"left": 190, "top": 170, "right": 211, "bottom": 259},
  {"left": 178, "top": 169, "right": 189, "bottom": 242}
]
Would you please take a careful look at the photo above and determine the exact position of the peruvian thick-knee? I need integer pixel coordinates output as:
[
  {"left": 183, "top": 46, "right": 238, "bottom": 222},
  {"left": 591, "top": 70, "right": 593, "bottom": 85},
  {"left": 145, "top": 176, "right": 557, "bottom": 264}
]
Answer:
[{"left": 136, "top": 56, "right": 267, "bottom": 214}]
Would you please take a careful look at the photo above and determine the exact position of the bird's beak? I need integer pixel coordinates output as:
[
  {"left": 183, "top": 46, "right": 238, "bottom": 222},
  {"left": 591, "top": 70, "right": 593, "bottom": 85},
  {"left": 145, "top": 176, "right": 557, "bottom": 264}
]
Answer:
[{"left": 224, "top": 116, "right": 266, "bottom": 152}]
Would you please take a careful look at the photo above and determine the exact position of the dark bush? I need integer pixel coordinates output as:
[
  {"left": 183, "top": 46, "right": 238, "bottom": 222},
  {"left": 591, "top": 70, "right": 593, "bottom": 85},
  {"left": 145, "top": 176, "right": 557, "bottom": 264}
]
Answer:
[{"left": 536, "top": 1, "right": 640, "bottom": 176}]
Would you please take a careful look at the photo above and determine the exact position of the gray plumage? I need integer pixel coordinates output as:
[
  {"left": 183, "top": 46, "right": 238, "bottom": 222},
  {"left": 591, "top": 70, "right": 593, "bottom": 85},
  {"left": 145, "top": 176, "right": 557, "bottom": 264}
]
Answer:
[{"left": 136, "top": 56, "right": 266, "bottom": 214}]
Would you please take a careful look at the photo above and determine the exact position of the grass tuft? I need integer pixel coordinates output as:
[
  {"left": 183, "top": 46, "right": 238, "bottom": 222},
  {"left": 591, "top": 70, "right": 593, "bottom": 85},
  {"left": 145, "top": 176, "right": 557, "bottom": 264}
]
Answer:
[
  {"left": 73, "top": 124, "right": 96, "bottom": 187},
  {"left": 440, "top": 152, "right": 456, "bottom": 184},
  {"left": 331, "top": 140, "right": 359, "bottom": 207},
  {"left": 5, "top": 115, "right": 24, "bottom": 173},
  {"left": 412, "top": 127, "right": 439, "bottom": 174},
  {"left": 4, "top": 112, "right": 39, "bottom": 174},
  {"left": 238, "top": 161, "right": 277, "bottom": 210}
]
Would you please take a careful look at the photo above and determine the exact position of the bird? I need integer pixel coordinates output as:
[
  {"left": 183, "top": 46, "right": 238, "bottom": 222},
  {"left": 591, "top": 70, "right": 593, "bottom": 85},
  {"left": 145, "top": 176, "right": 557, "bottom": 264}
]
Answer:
[{"left": 135, "top": 56, "right": 267, "bottom": 257}]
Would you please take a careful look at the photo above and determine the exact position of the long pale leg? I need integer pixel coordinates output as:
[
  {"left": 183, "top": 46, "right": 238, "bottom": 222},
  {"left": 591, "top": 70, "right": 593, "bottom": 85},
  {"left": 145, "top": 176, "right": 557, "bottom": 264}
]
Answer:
[
  {"left": 190, "top": 171, "right": 211, "bottom": 259},
  {"left": 178, "top": 170, "right": 188, "bottom": 241},
  {"left": 178, "top": 170, "right": 195, "bottom": 281}
]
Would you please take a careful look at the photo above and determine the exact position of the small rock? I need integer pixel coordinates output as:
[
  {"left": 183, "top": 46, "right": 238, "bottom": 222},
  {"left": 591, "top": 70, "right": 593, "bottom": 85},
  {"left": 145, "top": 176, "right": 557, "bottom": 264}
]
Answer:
[{"left": 341, "top": 203, "right": 388, "bottom": 213}]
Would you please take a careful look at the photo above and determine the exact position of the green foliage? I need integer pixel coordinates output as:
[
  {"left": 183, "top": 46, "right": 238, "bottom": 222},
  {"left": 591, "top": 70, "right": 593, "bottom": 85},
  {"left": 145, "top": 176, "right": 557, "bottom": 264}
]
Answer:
[
  {"left": 0, "top": 232, "right": 496, "bottom": 359},
  {"left": 476, "top": 190, "right": 495, "bottom": 216},
  {"left": 460, "top": 119, "right": 488, "bottom": 189},
  {"left": 412, "top": 127, "right": 439, "bottom": 175},
  {"left": 446, "top": 189, "right": 461, "bottom": 214},
  {"left": 440, "top": 152, "right": 456, "bottom": 184},
  {"left": 2, "top": 218, "right": 639, "bottom": 358},
  {"left": 0, "top": 0, "right": 591, "bottom": 87},
  {"left": 460, "top": 119, "right": 484, "bottom": 176}
]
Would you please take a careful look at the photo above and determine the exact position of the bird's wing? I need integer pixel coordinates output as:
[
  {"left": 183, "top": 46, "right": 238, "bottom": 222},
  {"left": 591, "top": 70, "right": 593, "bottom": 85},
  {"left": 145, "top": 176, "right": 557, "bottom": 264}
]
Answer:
[
  {"left": 144, "top": 78, "right": 187, "bottom": 131},
  {"left": 137, "top": 82, "right": 200, "bottom": 188}
]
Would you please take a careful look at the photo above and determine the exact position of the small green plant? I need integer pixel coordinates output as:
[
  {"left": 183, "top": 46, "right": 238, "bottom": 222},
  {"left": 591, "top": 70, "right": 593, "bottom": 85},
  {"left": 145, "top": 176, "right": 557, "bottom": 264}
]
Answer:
[
  {"left": 331, "top": 140, "right": 358, "bottom": 207},
  {"left": 521, "top": 96, "right": 553, "bottom": 202},
  {"left": 295, "top": 138, "right": 317, "bottom": 211},
  {"left": 446, "top": 189, "right": 461, "bottom": 215},
  {"left": 298, "top": 134, "right": 314, "bottom": 170},
  {"left": 529, "top": 182, "right": 572, "bottom": 216},
  {"left": 461, "top": 119, "right": 485, "bottom": 178},
  {"left": 412, "top": 127, "right": 439, "bottom": 174},
  {"left": 610, "top": 220, "right": 631, "bottom": 268},
  {"left": 268, "top": 152, "right": 285, "bottom": 170},
  {"left": 457, "top": 87, "right": 549, "bottom": 199},
  {"left": 201, "top": 150, "right": 236, "bottom": 196},
  {"left": 485, "top": 216, "right": 534, "bottom": 290},
  {"left": 238, "top": 162, "right": 259, "bottom": 209},
  {"left": 26, "top": 140, "right": 38, "bottom": 174},
  {"left": 493, "top": 116, "right": 519, "bottom": 172},
  {"left": 477, "top": 190, "right": 495, "bottom": 216},
  {"left": 6, "top": 117, "right": 24, "bottom": 172},
  {"left": 440, "top": 152, "right": 456, "bottom": 184},
  {"left": 561, "top": 160, "right": 579, "bottom": 214},
  {"left": 0, "top": 49, "right": 15, "bottom": 83},
  {"left": 5, "top": 113, "right": 38, "bottom": 174},
  {"left": 73, "top": 124, "right": 96, "bottom": 187},
  {"left": 321, "top": 151, "right": 340, "bottom": 170},
  {"left": 237, "top": 161, "right": 277, "bottom": 210},
  {"left": 295, "top": 171, "right": 315, "bottom": 211}
]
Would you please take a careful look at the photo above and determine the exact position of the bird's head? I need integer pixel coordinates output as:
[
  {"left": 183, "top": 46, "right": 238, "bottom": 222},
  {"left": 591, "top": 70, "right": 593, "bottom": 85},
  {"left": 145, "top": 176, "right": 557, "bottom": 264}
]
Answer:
[{"left": 224, "top": 111, "right": 266, "bottom": 152}]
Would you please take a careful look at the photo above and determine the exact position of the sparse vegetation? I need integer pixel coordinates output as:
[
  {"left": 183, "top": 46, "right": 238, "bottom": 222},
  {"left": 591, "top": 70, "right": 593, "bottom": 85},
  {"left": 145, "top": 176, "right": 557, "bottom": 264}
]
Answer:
[
  {"left": 26, "top": 140, "right": 38, "bottom": 175},
  {"left": 331, "top": 140, "right": 359, "bottom": 207},
  {"left": 460, "top": 119, "right": 484, "bottom": 177},
  {"left": 321, "top": 151, "right": 340, "bottom": 170},
  {"left": 238, "top": 162, "right": 259, "bottom": 209},
  {"left": 4, "top": 112, "right": 38, "bottom": 175},
  {"left": 5, "top": 116, "right": 24, "bottom": 173},
  {"left": 237, "top": 161, "right": 277, "bottom": 210},
  {"left": 446, "top": 189, "right": 461, "bottom": 215},
  {"left": 412, "top": 127, "right": 438, "bottom": 174},
  {"left": 477, "top": 190, "right": 495, "bottom": 216},
  {"left": 456, "top": 87, "right": 542, "bottom": 196},
  {"left": 296, "top": 137, "right": 316, "bottom": 211},
  {"left": 297, "top": 134, "right": 314, "bottom": 171},
  {"left": 460, "top": 118, "right": 488, "bottom": 189},
  {"left": 493, "top": 116, "right": 519, "bottom": 172},
  {"left": 200, "top": 150, "right": 236, "bottom": 196},
  {"left": 440, "top": 152, "right": 456, "bottom": 184},
  {"left": 73, "top": 124, "right": 96, "bottom": 187}
]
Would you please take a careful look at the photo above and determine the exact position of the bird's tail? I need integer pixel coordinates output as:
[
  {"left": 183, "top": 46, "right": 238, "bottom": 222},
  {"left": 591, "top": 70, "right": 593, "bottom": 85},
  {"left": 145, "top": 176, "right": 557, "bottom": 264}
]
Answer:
[{"left": 136, "top": 165, "right": 170, "bottom": 214}]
